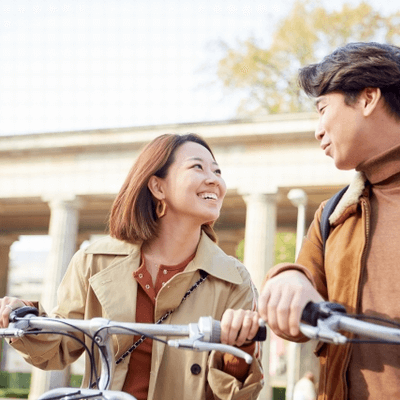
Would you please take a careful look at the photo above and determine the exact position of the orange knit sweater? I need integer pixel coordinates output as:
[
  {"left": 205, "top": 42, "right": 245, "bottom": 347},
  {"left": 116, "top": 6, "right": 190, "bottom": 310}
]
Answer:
[{"left": 348, "top": 144, "right": 400, "bottom": 398}]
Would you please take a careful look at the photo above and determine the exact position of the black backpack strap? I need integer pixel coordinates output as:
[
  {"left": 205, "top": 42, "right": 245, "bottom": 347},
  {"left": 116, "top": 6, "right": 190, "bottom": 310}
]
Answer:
[{"left": 320, "top": 185, "right": 349, "bottom": 250}]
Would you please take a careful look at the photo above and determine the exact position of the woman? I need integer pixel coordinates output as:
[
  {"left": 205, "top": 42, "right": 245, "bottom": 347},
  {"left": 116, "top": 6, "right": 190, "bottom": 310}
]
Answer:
[{"left": 0, "top": 133, "right": 263, "bottom": 400}]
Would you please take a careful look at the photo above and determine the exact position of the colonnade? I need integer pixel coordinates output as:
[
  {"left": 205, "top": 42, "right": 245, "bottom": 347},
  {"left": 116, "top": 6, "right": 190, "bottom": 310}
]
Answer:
[
  {"left": 243, "top": 192, "right": 278, "bottom": 400},
  {"left": 29, "top": 198, "right": 83, "bottom": 399},
  {"left": 0, "top": 237, "right": 18, "bottom": 299},
  {"left": 2, "top": 190, "right": 282, "bottom": 400}
]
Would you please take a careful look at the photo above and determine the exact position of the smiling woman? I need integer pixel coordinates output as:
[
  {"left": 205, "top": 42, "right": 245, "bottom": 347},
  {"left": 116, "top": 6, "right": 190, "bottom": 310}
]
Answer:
[
  {"left": 109, "top": 134, "right": 224, "bottom": 245},
  {"left": 3, "top": 133, "right": 264, "bottom": 400},
  {"left": 146, "top": 140, "right": 227, "bottom": 240}
]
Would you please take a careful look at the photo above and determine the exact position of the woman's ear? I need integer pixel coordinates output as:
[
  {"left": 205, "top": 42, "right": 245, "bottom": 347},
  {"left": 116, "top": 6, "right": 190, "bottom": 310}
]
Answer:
[
  {"left": 148, "top": 176, "right": 165, "bottom": 200},
  {"left": 362, "top": 87, "right": 381, "bottom": 117}
]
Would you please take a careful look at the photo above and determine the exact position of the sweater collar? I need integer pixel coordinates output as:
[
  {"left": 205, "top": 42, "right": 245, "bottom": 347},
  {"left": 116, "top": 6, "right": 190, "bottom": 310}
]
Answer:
[
  {"left": 330, "top": 143, "right": 400, "bottom": 225},
  {"left": 356, "top": 143, "right": 400, "bottom": 186}
]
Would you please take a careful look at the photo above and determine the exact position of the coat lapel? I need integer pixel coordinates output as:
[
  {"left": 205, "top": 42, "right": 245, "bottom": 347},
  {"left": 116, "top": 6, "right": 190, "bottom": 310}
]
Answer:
[
  {"left": 187, "top": 232, "right": 243, "bottom": 284},
  {"left": 88, "top": 242, "right": 141, "bottom": 357},
  {"left": 154, "top": 233, "right": 243, "bottom": 319}
]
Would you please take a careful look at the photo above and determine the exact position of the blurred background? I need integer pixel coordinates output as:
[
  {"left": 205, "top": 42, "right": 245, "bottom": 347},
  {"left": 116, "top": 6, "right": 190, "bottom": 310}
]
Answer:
[
  {"left": 2, "top": 0, "right": 399, "bottom": 135},
  {"left": 1, "top": 1, "right": 399, "bottom": 399}
]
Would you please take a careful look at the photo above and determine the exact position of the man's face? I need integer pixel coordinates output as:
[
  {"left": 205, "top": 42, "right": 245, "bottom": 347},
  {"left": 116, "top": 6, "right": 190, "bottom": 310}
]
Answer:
[{"left": 315, "top": 92, "right": 366, "bottom": 170}]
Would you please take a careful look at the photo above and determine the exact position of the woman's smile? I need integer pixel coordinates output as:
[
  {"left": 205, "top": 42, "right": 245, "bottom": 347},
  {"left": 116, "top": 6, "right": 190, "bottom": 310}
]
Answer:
[{"left": 198, "top": 192, "right": 218, "bottom": 201}]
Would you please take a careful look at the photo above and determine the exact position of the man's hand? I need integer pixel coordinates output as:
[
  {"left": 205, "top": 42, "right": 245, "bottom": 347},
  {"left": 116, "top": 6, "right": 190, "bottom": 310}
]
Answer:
[{"left": 259, "top": 270, "right": 324, "bottom": 338}]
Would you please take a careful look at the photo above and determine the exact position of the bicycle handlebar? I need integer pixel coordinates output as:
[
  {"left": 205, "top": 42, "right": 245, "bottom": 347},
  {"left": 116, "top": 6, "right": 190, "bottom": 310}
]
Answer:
[
  {"left": 300, "top": 301, "right": 400, "bottom": 345},
  {"left": 1, "top": 306, "right": 266, "bottom": 395},
  {"left": 301, "top": 301, "right": 347, "bottom": 326},
  {"left": 4, "top": 306, "right": 266, "bottom": 343}
]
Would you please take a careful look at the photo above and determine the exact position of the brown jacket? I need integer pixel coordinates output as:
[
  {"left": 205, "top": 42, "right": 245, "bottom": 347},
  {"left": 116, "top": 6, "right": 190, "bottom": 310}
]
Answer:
[
  {"left": 12, "top": 232, "right": 263, "bottom": 400},
  {"left": 265, "top": 172, "right": 368, "bottom": 400}
]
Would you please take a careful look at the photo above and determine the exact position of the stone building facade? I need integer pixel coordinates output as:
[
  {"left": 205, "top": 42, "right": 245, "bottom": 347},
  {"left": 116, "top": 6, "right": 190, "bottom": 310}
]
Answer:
[{"left": 0, "top": 113, "right": 353, "bottom": 399}]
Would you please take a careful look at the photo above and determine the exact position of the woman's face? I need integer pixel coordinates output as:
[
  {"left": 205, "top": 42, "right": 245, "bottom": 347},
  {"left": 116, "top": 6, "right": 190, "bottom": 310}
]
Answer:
[{"left": 159, "top": 141, "right": 227, "bottom": 225}]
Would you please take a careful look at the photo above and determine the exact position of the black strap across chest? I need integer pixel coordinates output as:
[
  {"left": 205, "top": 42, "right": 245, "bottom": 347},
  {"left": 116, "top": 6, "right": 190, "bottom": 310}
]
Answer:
[
  {"left": 320, "top": 185, "right": 349, "bottom": 251},
  {"left": 115, "top": 269, "right": 209, "bottom": 365}
]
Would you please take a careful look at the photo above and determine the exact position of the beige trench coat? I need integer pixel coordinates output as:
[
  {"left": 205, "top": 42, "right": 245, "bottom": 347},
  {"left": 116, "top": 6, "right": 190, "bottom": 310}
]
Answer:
[{"left": 12, "top": 232, "right": 263, "bottom": 400}]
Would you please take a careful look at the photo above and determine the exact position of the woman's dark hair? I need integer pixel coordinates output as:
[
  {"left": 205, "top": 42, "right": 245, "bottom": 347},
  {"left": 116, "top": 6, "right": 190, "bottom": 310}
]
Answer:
[
  {"left": 298, "top": 42, "right": 400, "bottom": 120},
  {"left": 109, "top": 133, "right": 218, "bottom": 243}
]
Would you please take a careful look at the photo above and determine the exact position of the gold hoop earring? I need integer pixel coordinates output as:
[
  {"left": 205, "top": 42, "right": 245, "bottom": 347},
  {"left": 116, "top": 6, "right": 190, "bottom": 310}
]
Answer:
[{"left": 156, "top": 199, "right": 167, "bottom": 218}]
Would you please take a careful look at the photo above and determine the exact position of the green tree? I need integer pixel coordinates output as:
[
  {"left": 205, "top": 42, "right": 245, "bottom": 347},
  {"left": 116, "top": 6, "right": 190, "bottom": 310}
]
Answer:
[
  {"left": 236, "top": 232, "right": 296, "bottom": 265},
  {"left": 217, "top": 0, "right": 400, "bottom": 116}
]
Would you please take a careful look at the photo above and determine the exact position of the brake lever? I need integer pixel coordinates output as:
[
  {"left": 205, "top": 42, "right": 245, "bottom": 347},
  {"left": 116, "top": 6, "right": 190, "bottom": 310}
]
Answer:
[
  {"left": 9, "top": 306, "right": 39, "bottom": 322},
  {"left": 300, "top": 316, "right": 348, "bottom": 344},
  {"left": 9, "top": 306, "right": 40, "bottom": 334},
  {"left": 167, "top": 338, "right": 253, "bottom": 364}
]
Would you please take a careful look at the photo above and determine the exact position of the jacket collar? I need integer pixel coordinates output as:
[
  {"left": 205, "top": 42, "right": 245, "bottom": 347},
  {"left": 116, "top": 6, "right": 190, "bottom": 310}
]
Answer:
[
  {"left": 329, "top": 171, "right": 367, "bottom": 225},
  {"left": 84, "top": 235, "right": 137, "bottom": 255},
  {"left": 187, "top": 232, "right": 243, "bottom": 285},
  {"left": 84, "top": 231, "right": 243, "bottom": 285}
]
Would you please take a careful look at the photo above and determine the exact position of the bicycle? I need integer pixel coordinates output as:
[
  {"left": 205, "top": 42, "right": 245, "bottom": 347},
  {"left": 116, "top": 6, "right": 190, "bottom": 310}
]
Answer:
[
  {"left": 300, "top": 301, "right": 400, "bottom": 345},
  {"left": 1, "top": 306, "right": 266, "bottom": 400}
]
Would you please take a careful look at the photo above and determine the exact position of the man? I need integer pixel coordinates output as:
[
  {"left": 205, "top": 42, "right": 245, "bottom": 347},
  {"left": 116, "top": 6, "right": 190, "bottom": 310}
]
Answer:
[{"left": 259, "top": 42, "right": 400, "bottom": 399}]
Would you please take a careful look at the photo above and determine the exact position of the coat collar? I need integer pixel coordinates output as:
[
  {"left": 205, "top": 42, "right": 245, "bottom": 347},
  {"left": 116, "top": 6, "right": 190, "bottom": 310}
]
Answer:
[
  {"left": 188, "top": 232, "right": 243, "bottom": 285},
  {"left": 84, "top": 232, "right": 243, "bottom": 285},
  {"left": 84, "top": 235, "right": 137, "bottom": 255},
  {"left": 329, "top": 171, "right": 367, "bottom": 225}
]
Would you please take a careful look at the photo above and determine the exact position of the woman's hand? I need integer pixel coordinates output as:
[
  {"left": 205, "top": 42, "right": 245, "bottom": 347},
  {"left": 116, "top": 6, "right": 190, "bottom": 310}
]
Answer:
[
  {"left": 0, "top": 297, "right": 27, "bottom": 328},
  {"left": 220, "top": 308, "right": 260, "bottom": 347}
]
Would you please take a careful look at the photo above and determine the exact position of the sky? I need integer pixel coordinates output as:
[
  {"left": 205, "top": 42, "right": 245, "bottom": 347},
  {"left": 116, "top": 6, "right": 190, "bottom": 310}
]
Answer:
[{"left": 0, "top": 0, "right": 398, "bottom": 137}]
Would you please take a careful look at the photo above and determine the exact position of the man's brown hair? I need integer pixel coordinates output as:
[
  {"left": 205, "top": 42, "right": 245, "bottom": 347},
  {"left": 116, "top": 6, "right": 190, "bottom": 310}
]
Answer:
[
  {"left": 109, "top": 133, "right": 218, "bottom": 243},
  {"left": 298, "top": 42, "right": 400, "bottom": 120}
]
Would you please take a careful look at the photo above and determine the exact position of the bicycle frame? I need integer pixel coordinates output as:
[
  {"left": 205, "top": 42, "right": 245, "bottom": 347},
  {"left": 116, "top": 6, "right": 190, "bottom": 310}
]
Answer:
[{"left": 38, "top": 388, "right": 137, "bottom": 400}]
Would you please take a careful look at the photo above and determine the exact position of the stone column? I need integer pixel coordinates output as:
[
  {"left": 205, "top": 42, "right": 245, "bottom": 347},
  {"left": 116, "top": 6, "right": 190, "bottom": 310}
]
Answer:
[
  {"left": 29, "top": 197, "right": 82, "bottom": 400},
  {"left": 0, "top": 235, "right": 19, "bottom": 369},
  {"left": 242, "top": 193, "right": 277, "bottom": 292},
  {"left": 242, "top": 192, "right": 278, "bottom": 400},
  {"left": 286, "top": 189, "right": 307, "bottom": 400},
  {"left": 286, "top": 189, "right": 319, "bottom": 399},
  {"left": 0, "top": 236, "right": 19, "bottom": 298}
]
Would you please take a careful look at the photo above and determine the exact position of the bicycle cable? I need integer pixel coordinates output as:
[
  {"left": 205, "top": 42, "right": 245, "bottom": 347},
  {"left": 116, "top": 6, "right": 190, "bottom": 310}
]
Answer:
[
  {"left": 349, "top": 339, "right": 400, "bottom": 344},
  {"left": 16, "top": 316, "right": 106, "bottom": 388},
  {"left": 23, "top": 330, "right": 97, "bottom": 387},
  {"left": 351, "top": 313, "right": 400, "bottom": 328},
  {"left": 92, "top": 324, "right": 171, "bottom": 389},
  {"left": 326, "top": 312, "right": 400, "bottom": 345},
  {"left": 94, "top": 325, "right": 169, "bottom": 345}
]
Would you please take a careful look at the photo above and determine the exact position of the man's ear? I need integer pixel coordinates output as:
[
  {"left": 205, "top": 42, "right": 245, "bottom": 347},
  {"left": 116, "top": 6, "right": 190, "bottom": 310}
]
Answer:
[
  {"left": 148, "top": 176, "right": 165, "bottom": 200},
  {"left": 362, "top": 87, "right": 381, "bottom": 117}
]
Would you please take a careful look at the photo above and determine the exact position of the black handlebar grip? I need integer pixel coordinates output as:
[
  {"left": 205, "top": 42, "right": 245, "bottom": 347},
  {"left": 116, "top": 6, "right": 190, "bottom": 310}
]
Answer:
[
  {"left": 9, "top": 306, "right": 39, "bottom": 322},
  {"left": 211, "top": 319, "right": 222, "bottom": 343},
  {"left": 213, "top": 320, "right": 267, "bottom": 343},
  {"left": 301, "top": 302, "right": 321, "bottom": 326},
  {"left": 252, "top": 326, "right": 267, "bottom": 342},
  {"left": 301, "top": 301, "right": 347, "bottom": 327}
]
